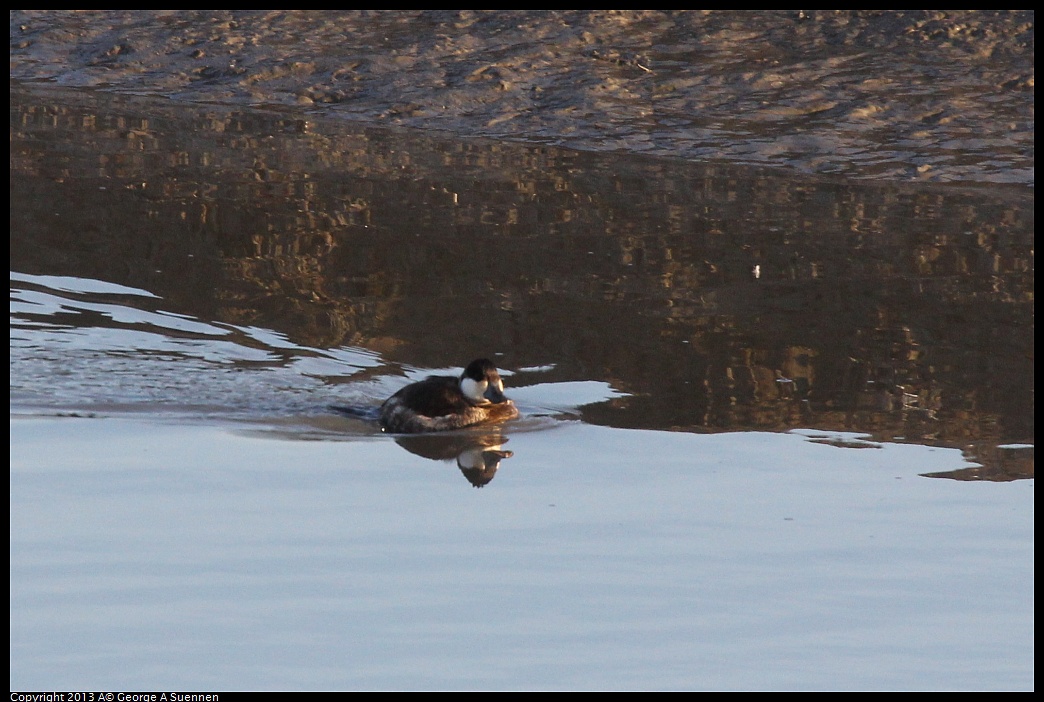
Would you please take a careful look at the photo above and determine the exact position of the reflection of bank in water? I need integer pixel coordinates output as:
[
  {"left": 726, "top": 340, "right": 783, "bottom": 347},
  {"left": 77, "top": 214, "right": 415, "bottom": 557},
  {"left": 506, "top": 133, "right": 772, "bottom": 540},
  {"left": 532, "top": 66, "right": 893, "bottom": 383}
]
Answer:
[
  {"left": 394, "top": 431, "right": 513, "bottom": 488},
  {"left": 8, "top": 83, "right": 1032, "bottom": 481}
]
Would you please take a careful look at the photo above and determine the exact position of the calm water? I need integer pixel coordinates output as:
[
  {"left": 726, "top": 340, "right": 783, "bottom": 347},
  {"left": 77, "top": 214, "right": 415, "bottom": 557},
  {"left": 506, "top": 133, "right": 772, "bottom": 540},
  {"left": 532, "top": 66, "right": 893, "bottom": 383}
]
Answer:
[
  {"left": 9, "top": 85, "right": 1034, "bottom": 690},
  {"left": 11, "top": 414, "right": 1034, "bottom": 690}
]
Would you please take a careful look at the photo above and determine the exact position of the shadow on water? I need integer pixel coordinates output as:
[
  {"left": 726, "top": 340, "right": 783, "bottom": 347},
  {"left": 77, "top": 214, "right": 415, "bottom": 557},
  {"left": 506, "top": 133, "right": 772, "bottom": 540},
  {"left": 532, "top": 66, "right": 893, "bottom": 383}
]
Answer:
[{"left": 10, "top": 82, "right": 1033, "bottom": 481}]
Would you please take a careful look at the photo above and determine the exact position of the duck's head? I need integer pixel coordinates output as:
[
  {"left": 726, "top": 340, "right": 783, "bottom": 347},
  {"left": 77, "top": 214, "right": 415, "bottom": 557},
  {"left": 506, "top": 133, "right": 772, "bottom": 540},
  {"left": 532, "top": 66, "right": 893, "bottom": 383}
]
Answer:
[{"left": 459, "top": 358, "right": 510, "bottom": 405}]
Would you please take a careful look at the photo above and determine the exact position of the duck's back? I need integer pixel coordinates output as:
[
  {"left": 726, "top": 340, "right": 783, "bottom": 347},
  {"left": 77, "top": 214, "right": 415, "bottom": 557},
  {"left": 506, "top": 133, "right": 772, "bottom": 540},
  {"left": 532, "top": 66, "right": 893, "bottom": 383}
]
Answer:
[{"left": 385, "top": 375, "right": 471, "bottom": 418}]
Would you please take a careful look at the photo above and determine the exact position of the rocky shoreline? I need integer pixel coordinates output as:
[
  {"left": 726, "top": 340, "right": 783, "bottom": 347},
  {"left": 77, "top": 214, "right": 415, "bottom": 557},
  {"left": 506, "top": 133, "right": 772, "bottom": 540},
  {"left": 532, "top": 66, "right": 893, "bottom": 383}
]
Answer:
[{"left": 10, "top": 10, "right": 1035, "bottom": 184}]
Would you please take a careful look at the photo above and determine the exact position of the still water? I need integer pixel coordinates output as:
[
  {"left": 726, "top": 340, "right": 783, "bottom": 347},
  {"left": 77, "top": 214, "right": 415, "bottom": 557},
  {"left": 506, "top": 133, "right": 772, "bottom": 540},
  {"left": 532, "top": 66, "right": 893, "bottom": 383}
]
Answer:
[{"left": 9, "top": 84, "right": 1034, "bottom": 690}]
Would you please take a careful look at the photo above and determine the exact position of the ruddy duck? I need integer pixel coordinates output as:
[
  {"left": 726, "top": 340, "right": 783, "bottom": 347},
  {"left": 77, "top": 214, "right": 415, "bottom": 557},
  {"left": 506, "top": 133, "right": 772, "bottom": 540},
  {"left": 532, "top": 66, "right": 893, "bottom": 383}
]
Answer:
[{"left": 379, "top": 358, "right": 520, "bottom": 433}]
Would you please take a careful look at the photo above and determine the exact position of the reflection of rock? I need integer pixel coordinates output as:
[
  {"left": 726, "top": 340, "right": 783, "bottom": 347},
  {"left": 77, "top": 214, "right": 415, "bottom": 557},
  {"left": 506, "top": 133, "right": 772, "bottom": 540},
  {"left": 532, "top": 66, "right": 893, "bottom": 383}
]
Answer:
[{"left": 394, "top": 432, "right": 513, "bottom": 488}]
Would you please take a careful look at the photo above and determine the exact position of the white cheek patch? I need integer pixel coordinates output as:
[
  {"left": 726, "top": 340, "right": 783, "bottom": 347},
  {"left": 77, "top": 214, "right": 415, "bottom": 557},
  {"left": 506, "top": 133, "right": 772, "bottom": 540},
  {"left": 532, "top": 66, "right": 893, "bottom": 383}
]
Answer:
[{"left": 461, "top": 377, "right": 489, "bottom": 403}]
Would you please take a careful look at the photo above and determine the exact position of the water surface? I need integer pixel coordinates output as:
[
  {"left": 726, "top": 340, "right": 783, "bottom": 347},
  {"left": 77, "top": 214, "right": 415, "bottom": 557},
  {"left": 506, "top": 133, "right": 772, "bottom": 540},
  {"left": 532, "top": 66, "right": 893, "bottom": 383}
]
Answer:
[{"left": 9, "top": 84, "right": 1034, "bottom": 690}]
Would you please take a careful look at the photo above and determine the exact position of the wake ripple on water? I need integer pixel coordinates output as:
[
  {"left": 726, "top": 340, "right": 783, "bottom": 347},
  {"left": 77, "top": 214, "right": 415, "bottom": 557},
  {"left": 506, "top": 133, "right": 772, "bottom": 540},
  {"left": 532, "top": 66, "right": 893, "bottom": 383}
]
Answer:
[
  {"left": 10, "top": 272, "right": 618, "bottom": 428},
  {"left": 10, "top": 271, "right": 389, "bottom": 419}
]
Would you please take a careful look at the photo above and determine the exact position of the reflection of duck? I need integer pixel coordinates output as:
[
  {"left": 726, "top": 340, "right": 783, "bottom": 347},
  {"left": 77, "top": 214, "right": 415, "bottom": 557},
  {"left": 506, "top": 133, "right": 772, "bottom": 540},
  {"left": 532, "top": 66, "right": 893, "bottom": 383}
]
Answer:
[
  {"left": 394, "top": 431, "right": 513, "bottom": 488},
  {"left": 456, "top": 444, "right": 512, "bottom": 488},
  {"left": 379, "top": 358, "right": 520, "bottom": 433}
]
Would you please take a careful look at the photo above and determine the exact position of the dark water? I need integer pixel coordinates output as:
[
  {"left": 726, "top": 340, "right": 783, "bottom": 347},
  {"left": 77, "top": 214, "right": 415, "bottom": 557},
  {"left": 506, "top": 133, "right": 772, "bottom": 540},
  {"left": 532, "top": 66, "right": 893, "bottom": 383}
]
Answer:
[{"left": 10, "top": 84, "right": 1033, "bottom": 479}]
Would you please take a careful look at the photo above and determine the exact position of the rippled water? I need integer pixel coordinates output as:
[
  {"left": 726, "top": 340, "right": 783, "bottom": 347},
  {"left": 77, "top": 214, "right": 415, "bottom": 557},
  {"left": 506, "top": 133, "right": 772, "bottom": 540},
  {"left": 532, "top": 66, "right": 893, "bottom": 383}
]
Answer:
[
  {"left": 10, "top": 271, "right": 624, "bottom": 433},
  {"left": 12, "top": 271, "right": 391, "bottom": 418}
]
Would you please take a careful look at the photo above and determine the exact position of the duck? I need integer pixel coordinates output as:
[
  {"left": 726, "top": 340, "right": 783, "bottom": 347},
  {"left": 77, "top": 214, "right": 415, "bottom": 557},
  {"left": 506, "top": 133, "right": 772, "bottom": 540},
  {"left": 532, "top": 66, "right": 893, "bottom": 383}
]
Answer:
[{"left": 379, "top": 358, "right": 520, "bottom": 433}]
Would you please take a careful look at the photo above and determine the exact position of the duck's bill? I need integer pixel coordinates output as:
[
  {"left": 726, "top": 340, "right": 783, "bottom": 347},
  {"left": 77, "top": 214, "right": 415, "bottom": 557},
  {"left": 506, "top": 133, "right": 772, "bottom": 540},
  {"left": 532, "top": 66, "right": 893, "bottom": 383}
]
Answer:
[{"left": 484, "top": 384, "right": 509, "bottom": 404}]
